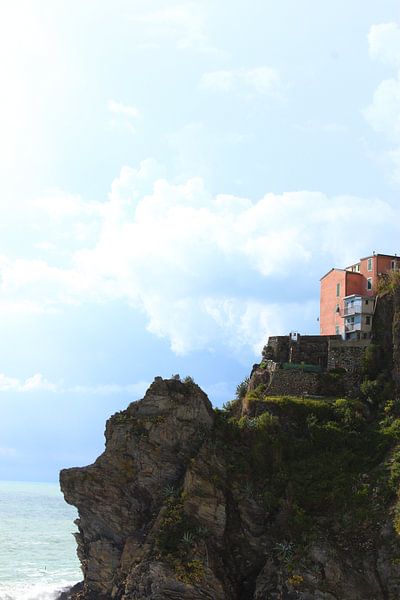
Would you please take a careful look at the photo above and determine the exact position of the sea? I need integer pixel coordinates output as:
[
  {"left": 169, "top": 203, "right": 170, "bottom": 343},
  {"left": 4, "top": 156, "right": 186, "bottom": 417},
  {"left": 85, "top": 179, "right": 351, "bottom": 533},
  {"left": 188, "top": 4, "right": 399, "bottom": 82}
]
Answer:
[{"left": 0, "top": 481, "right": 81, "bottom": 600}]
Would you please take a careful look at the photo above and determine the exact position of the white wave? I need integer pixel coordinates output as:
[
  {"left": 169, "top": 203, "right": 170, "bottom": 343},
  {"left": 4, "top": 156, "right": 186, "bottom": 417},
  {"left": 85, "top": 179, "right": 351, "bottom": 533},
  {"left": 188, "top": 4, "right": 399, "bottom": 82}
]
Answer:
[{"left": 0, "top": 580, "right": 75, "bottom": 600}]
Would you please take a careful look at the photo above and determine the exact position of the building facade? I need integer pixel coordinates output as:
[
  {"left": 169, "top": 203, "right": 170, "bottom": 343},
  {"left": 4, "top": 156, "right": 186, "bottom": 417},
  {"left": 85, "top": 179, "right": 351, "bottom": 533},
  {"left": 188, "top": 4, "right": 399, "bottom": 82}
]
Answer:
[{"left": 320, "top": 253, "right": 399, "bottom": 339}]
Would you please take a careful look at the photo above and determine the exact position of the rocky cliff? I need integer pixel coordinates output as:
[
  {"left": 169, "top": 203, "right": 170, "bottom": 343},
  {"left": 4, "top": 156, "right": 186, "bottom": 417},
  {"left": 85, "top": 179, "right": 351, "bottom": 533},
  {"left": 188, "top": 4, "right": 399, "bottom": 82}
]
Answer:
[
  {"left": 372, "top": 284, "right": 400, "bottom": 399},
  {"left": 60, "top": 287, "right": 400, "bottom": 600},
  {"left": 60, "top": 377, "right": 400, "bottom": 599}
]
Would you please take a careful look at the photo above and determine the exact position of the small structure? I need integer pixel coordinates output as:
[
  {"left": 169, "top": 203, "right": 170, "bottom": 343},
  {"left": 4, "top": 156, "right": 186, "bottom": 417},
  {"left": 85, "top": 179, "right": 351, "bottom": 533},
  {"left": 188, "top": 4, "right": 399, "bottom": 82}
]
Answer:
[
  {"left": 263, "top": 333, "right": 339, "bottom": 369},
  {"left": 255, "top": 332, "right": 366, "bottom": 398}
]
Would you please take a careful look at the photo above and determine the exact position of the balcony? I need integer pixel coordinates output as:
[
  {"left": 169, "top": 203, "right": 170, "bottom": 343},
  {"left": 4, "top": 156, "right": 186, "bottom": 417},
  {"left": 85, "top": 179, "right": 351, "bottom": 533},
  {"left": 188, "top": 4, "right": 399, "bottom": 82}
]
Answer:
[
  {"left": 343, "top": 304, "right": 362, "bottom": 316},
  {"left": 345, "top": 323, "right": 361, "bottom": 332}
]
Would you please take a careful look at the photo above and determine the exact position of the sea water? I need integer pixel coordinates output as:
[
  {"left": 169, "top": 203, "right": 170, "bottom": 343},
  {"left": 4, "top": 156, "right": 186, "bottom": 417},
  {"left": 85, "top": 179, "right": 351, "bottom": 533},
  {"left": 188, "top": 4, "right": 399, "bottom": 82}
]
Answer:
[{"left": 0, "top": 481, "right": 81, "bottom": 600}]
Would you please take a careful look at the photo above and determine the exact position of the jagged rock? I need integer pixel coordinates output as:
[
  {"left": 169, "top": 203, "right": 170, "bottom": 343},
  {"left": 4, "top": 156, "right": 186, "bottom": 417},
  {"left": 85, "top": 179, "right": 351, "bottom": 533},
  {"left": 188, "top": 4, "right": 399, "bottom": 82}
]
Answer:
[
  {"left": 61, "top": 378, "right": 215, "bottom": 599},
  {"left": 60, "top": 368, "right": 400, "bottom": 599},
  {"left": 56, "top": 582, "right": 84, "bottom": 599}
]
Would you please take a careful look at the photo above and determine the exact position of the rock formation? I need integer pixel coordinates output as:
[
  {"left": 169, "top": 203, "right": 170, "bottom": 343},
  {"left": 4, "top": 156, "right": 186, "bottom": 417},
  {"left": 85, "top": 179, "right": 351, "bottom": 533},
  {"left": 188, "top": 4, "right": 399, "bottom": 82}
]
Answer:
[{"left": 60, "top": 287, "right": 400, "bottom": 599}]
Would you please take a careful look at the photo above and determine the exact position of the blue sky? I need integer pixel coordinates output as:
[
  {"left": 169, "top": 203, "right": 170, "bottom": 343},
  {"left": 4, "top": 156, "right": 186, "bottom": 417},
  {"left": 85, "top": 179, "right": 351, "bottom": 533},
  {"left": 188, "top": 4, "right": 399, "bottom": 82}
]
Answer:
[{"left": 1, "top": 0, "right": 400, "bottom": 481}]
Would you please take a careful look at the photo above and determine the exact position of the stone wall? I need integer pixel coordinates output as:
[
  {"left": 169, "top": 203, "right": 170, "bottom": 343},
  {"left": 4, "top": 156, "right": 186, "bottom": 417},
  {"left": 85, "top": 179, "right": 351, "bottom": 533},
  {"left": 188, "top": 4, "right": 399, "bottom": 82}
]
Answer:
[
  {"left": 262, "top": 336, "right": 289, "bottom": 363},
  {"left": 289, "top": 335, "right": 333, "bottom": 368},
  {"left": 262, "top": 334, "right": 340, "bottom": 368},
  {"left": 327, "top": 340, "right": 368, "bottom": 372},
  {"left": 266, "top": 369, "right": 360, "bottom": 398},
  {"left": 267, "top": 369, "right": 321, "bottom": 396}
]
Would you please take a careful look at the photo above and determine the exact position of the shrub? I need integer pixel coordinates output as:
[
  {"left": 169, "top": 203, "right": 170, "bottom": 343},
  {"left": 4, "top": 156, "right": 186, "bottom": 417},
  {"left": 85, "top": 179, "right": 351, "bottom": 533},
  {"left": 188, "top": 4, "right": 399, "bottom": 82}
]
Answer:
[
  {"left": 362, "top": 344, "right": 385, "bottom": 379},
  {"left": 376, "top": 270, "right": 400, "bottom": 295},
  {"left": 174, "top": 559, "right": 205, "bottom": 584},
  {"left": 221, "top": 398, "right": 240, "bottom": 413},
  {"left": 235, "top": 377, "right": 250, "bottom": 400},
  {"left": 361, "top": 376, "right": 394, "bottom": 406},
  {"left": 287, "top": 574, "right": 304, "bottom": 588},
  {"left": 156, "top": 496, "right": 186, "bottom": 555}
]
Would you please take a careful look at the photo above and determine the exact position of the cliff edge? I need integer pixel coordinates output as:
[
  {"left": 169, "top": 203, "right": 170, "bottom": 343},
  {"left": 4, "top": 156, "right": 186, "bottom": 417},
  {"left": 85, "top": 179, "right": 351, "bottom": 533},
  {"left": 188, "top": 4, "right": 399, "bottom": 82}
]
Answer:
[
  {"left": 60, "top": 286, "right": 400, "bottom": 600},
  {"left": 61, "top": 378, "right": 400, "bottom": 599}
]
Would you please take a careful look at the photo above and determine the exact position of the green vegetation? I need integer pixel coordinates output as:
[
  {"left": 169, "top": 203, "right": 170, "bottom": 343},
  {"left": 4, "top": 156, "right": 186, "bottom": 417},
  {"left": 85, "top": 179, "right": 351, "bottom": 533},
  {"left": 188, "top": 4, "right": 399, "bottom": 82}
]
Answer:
[
  {"left": 156, "top": 494, "right": 187, "bottom": 556},
  {"left": 360, "top": 343, "right": 395, "bottom": 408},
  {"left": 235, "top": 377, "right": 250, "bottom": 400},
  {"left": 174, "top": 559, "right": 205, "bottom": 585},
  {"left": 155, "top": 492, "right": 208, "bottom": 585},
  {"left": 377, "top": 270, "right": 400, "bottom": 294},
  {"left": 317, "top": 369, "right": 346, "bottom": 396},
  {"left": 215, "top": 393, "right": 400, "bottom": 543}
]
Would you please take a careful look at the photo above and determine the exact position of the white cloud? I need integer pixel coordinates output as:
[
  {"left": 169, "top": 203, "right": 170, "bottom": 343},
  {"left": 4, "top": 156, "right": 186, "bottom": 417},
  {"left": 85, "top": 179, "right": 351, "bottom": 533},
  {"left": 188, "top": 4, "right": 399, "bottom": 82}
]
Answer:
[
  {"left": 294, "top": 120, "right": 346, "bottom": 134},
  {"left": 0, "top": 372, "right": 149, "bottom": 397},
  {"left": 368, "top": 23, "right": 400, "bottom": 66},
  {"left": 0, "top": 446, "right": 17, "bottom": 458},
  {"left": 200, "top": 67, "right": 282, "bottom": 96},
  {"left": 0, "top": 373, "right": 57, "bottom": 392},
  {"left": 364, "top": 22, "right": 400, "bottom": 182},
  {"left": 200, "top": 70, "right": 235, "bottom": 92},
  {"left": 108, "top": 100, "right": 140, "bottom": 134},
  {"left": 364, "top": 76, "right": 400, "bottom": 141},
  {"left": 69, "top": 381, "right": 149, "bottom": 396},
  {"left": 129, "top": 3, "right": 218, "bottom": 53},
  {"left": 108, "top": 100, "right": 140, "bottom": 119},
  {"left": 34, "top": 241, "right": 56, "bottom": 251},
  {"left": 1, "top": 163, "right": 399, "bottom": 357},
  {"left": 0, "top": 299, "right": 55, "bottom": 315},
  {"left": 34, "top": 190, "right": 104, "bottom": 220}
]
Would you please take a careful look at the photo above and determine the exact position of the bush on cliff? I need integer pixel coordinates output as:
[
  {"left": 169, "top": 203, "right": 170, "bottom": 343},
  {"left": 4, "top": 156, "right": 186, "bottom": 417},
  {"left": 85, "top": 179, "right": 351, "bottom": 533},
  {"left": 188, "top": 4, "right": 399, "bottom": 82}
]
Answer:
[
  {"left": 217, "top": 395, "right": 400, "bottom": 541},
  {"left": 377, "top": 270, "right": 400, "bottom": 295}
]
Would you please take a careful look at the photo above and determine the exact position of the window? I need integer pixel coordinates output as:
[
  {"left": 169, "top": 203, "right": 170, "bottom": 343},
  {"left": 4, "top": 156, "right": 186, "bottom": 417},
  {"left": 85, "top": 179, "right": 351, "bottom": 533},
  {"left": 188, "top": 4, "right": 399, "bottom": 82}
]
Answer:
[
  {"left": 336, "top": 282, "right": 340, "bottom": 297},
  {"left": 367, "top": 257, "right": 373, "bottom": 271},
  {"left": 366, "top": 316, "right": 371, "bottom": 325},
  {"left": 367, "top": 277, "right": 372, "bottom": 290},
  {"left": 392, "top": 260, "right": 397, "bottom": 270},
  {"left": 356, "top": 264, "right": 360, "bottom": 272},
  {"left": 335, "top": 325, "right": 340, "bottom": 335},
  {"left": 365, "top": 299, "right": 368, "bottom": 305}
]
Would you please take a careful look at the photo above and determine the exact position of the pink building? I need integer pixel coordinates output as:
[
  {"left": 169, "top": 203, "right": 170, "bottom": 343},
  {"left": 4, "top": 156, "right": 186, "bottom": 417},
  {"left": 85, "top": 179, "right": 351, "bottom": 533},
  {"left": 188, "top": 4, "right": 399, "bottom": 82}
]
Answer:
[{"left": 320, "top": 253, "right": 399, "bottom": 339}]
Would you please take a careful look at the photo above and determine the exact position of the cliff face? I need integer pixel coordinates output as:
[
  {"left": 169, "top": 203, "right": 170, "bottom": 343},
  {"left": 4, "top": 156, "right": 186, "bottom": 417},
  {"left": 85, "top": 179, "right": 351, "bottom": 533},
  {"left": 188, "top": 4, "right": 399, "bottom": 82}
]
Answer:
[
  {"left": 61, "top": 374, "right": 400, "bottom": 600},
  {"left": 370, "top": 284, "right": 400, "bottom": 399},
  {"left": 61, "top": 377, "right": 216, "bottom": 599}
]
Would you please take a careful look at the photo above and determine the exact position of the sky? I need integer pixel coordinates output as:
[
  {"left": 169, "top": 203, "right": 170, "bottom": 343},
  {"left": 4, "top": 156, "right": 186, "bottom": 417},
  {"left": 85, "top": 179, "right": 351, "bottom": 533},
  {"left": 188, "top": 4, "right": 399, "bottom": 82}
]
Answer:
[{"left": 1, "top": 0, "right": 400, "bottom": 481}]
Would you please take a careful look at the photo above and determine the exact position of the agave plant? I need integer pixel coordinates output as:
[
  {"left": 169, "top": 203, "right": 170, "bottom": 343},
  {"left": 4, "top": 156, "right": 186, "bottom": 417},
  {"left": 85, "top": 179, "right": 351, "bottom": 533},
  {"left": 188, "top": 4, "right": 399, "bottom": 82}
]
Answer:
[
  {"left": 243, "top": 481, "right": 253, "bottom": 497},
  {"left": 182, "top": 531, "right": 195, "bottom": 545},
  {"left": 196, "top": 525, "right": 210, "bottom": 538},
  {"left": 163, "top": 484, "right": 178, "bottom": 498},
  {"left": 235, "top": 377, "right": 250, "bottom": 400},
  {"left": 274, "top": 540, "right": 295, "bottom": 565}
]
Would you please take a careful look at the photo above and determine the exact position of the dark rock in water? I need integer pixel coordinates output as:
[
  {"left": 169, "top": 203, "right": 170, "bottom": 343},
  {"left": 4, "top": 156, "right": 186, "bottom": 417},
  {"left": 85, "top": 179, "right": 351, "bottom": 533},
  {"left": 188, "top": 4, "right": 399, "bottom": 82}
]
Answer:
[
  {"left": 56, "top": 582, "right": 83, "bottom": 599},
  {"left": 60, "top": 349, "right": 400, "bottom": 598}
]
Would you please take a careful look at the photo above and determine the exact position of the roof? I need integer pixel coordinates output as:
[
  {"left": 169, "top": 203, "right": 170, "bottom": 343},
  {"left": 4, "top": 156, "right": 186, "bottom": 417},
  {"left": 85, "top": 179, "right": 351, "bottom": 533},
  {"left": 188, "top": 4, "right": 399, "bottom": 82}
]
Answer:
[
  {"left": 319, "top": 267, "right": 345, "bottom": 281},
  {"left": 322, "top": 253, "right": 399, "bottom": 281},
  {"left": 359, "top": 253, "right": 398, "bottom": 261},
  {"left": 320, "top": 268, "right": 363, "bottom": 282}
]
